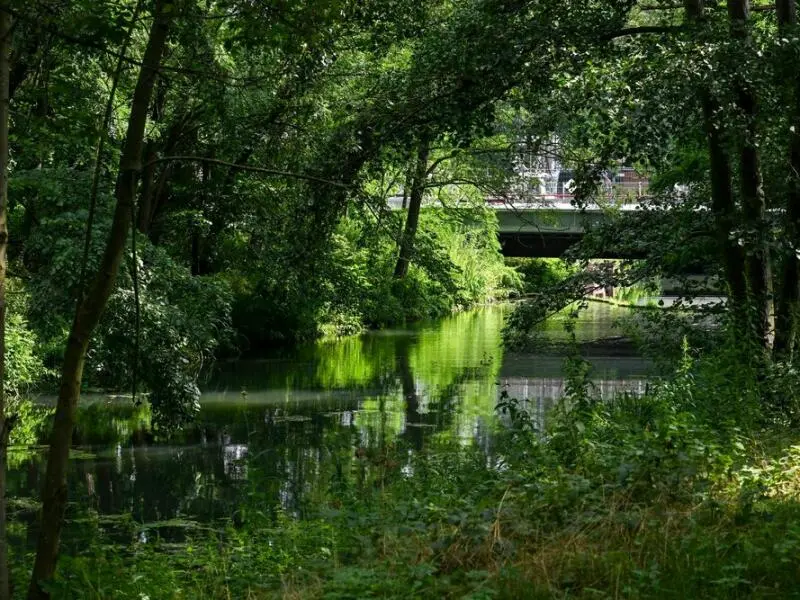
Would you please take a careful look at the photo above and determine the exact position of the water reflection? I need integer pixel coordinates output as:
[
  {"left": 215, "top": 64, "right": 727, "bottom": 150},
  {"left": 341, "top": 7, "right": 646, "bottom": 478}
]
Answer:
[{"left": 10, "top": 303, "right": 650, "bottom": 541}]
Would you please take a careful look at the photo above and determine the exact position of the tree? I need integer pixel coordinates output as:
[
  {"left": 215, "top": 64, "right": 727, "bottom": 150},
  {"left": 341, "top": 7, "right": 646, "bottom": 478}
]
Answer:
[
  {"left": 27, "top": 1, "right": 174, "bottom": 596},
  {"left": 0, "top": 1, "right": 679, "bottom": 589},
  {"left": 726, "top": 0, "right": 771, "bottom": 350},
  {"left": 0, "top": 9, "right": 11, "bottom": 599},
  {"left": 394, "top": 138, "right": 430, "bottom": 279},
  {"left": 774, "top": 0, "right": 800, "bottom": 357}
]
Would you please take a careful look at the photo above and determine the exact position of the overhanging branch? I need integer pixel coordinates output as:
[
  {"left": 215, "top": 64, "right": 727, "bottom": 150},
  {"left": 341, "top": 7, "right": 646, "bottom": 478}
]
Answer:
[{"left": 144, "top": 156, "right": 350, "bottom": 188}]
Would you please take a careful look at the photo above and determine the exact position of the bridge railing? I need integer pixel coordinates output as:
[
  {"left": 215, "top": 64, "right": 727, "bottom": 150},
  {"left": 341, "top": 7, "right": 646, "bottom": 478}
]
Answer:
[
  {"left": 385, "top": 167, "right": 650, "bottom": 209},
  {"left": 507, "top": 166, "right": 650, "bottom": 205}
]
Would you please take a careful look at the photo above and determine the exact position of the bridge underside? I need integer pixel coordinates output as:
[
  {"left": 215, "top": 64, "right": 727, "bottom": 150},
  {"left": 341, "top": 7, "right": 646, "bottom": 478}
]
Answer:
[
  {"left": 499, "top": 232, "right": 581, "bottom": 257},
  {"left": 498, "top": 232, "right": 644, "bottom": 259}
]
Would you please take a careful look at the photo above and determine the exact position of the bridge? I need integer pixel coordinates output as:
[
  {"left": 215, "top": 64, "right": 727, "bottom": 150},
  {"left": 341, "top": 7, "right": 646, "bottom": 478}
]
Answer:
[
  {"left": 472, "top": 165, "right": 649, "bottom": 257},
  {"left": 388, "top": 196, "right": 644, "bottom": 258},
  {"left": 388, "top": 166, "right": 651, "bottom": 258},
  {"left": 486, "top": 169, "right": 649, "bottom": 257},
  {"left": 491, "top": 200, "right": 642, "bottom": 258}
]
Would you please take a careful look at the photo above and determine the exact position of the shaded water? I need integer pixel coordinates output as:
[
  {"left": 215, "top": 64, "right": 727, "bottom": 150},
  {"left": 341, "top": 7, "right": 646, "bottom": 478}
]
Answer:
[{"left": 8, "top": 303, "right": 649, "bottom": 544}]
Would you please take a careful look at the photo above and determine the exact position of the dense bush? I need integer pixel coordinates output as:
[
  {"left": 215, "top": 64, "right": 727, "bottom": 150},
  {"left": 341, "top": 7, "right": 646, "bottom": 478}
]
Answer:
[
  {"left": 226, "top": 207, "right": 519, "bottom": 347},
  {"left": 15, "top": 180, "right": 233, "bottom": 425},
  {"left": 91, "top": 241, "right": 233, "bottom": 427},
  {"left": 4, "top": 279, "right": 50, "bottom": 448},
  {"left": 4, "top": 280, "right": 46, "bottom": 400}
]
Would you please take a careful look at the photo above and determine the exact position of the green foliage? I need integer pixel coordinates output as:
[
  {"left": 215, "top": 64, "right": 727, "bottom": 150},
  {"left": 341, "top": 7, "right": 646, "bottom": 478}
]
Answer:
[
  {"left": 4, "top": 280, "right": 47, "bottom": 400},
  {"left": 7, "top": 400, "right": 52, "bottom": 451},
  {"left": 0, "top": 281, "right": 53, "bottom": 453},
  {"left": 3, "top": 0, "right": 649, "bottom": 386},
  {"left": 506, "top": 258, "right": 573, "bottom": 295},
  {"left": 226, "top": 206, "right": 516, "bottom": 345},
  {"left": 11, "top": 0, "right": 800, "bottom": 594},
  {"left": 8, "top": 139, "right": 234, "bottom": 420},
  {"left": 93, "top": 241, "right": 233, "bottom": 427},
  {"left": 5, "top": 312, "right": 42, "bottom": 398}
]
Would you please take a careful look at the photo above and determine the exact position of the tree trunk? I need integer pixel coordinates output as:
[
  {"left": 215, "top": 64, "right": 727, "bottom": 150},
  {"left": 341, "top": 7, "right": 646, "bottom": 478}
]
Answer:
[
  {"left": 684, "top": 0, "right": 705, "bottom": 15},
  {"left": 138, "top": 162, "right": 172, "bottom": 236},
  {"left": 27, "top": 3, "right": 173, "bottom": 597},
  {"left": 685, "top": 0, "right": 749, "bottom": 317},
  {"left": 393, "top": 139, "right": 430, "bottom": 280},
  {"left": 778, "top": 0, "right": 797, "bottom": 24},
  {"left": 702, "top": 98, "right": 749, "bottom": 310},
  {"left": 727, "top": 0, "right": 771, "bottom": 349},
  {"left": 137, "top": 114, "right": 191, "bottom": 235},
  {"left": 774, "top": 0, "right": 800, "bottom": 357},
  {"left": 0, "top": 12, "right": 11, "bottom": 600},
  {"left": 191, "top": 146, "right": 255, "bottom": 272},
  {"left": 137, "top": 141, "right": 158, "bottom": 233},
  {"left": 401, "top": 157, "right": 414, "bottom": 210}
]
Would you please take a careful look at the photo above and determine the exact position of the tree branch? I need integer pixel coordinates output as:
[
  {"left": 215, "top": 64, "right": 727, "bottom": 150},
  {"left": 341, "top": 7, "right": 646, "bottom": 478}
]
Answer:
[
  {"left": 638, "top": 3, "right": 683, "bottom": 10},
  {"left": 424, "top": 145, "right": 517, "bottom": 177},
  {"left": 425, "top": 150, "right": 460, "bottom": 176},
  {"left": 604, "top": 25, "right": 684, "bottom": 40},
  {"left": 144, "top": 156, "right": 350, "bottom": 188}
]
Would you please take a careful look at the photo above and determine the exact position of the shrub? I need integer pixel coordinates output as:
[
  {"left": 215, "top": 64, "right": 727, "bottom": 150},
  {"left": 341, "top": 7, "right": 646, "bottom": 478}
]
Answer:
[{"left": 91, "top": 240, "right": 233, "bottom": 427}]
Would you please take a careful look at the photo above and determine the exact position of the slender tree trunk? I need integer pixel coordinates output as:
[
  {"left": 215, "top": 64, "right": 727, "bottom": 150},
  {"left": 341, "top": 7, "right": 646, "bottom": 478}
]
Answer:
[
  {"left": 192, "top": 146, "right": 254, "bottom": 271},
  {"left": 27, "top": 3, "right": 173, "bottom": 597},
  {"left": 9, "top": 32, "right": 41, "bottom": 99},
  {"left": 400, "top": 156, "right": 414, "bottom": 210},
  {"left": 727, "top": 0, "right": 771, "bottom": 349},
  {"left": 139, "top": 163, "right": 172, "bottom": 236},
  {"left": 0, "top": 12, "right": 11, "bottom": 600},
  {"left": 778, "top": 0, "right": 797, "bottom": 24},
  {"left": 137, "top": 141, "right": 158, "bottom": 232},
  {"left": 774, "top": 0, "right": 800, "bottom": 357},
  {"left": 393, "top": 139, "right": 430, "bottom": 280},
  {"left": 79, "top": 0, "right": 143, "bottom": 306},
  {"left": 684, "top": 1, "right": 706, "bottom": 25},
  {"left": 137, "top": 115, "right": 190, "bottom": 234}
]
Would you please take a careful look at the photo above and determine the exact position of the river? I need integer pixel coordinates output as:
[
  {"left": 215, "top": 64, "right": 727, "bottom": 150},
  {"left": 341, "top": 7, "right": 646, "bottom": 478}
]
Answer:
[{"left": 7, "top": 302, "right": 649, "bottom": 546}]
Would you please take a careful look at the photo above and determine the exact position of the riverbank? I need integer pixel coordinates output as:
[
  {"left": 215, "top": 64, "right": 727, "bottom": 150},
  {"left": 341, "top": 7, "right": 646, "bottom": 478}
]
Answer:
[
  {"left": 35, "top": 348, "right": 800, "bottom": 600},
  {"left": 13, "top": 304, "right": 795, "bottom": 599}
]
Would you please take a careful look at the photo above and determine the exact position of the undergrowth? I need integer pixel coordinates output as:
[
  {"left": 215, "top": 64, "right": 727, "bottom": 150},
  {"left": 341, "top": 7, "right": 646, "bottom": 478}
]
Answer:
[{"left": 22, "top": 344, "right": 800, "bottom": 599}]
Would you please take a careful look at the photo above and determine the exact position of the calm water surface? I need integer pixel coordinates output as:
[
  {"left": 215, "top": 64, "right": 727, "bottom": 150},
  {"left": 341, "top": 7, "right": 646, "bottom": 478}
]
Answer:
[{"left": 8, "top": 303, "right": 650, "bottom": 544}]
